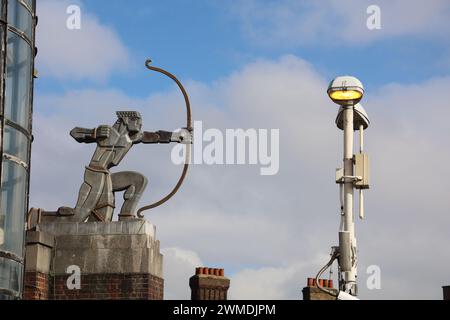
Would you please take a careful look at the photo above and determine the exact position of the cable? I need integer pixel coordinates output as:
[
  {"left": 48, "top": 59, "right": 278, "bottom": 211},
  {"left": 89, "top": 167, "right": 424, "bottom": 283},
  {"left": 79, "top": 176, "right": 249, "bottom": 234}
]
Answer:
[{"left": 315, "top": 250, "right": 340, "bottom": 297}]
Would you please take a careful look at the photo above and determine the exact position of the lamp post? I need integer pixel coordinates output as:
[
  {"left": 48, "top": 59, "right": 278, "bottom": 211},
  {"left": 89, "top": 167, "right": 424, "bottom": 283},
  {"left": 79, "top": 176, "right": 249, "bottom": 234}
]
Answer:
[{"left": 319, "top": 76, "right": 370, "bottom": 298}]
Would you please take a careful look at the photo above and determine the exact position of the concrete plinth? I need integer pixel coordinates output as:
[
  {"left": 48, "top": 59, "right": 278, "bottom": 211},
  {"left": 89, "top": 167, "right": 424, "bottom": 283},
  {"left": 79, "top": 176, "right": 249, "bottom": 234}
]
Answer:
[{"left": 24, "top": 219, "right": 163, "bottom": 300}]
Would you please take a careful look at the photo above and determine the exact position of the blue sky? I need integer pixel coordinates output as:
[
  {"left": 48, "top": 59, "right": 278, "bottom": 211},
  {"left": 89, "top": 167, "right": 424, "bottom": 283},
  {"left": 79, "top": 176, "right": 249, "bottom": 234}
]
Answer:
[
  {"left": 32, "top": 0, "right": 450, "bottom": 299},
  {"left": 37, "top": 0, "right": 450, "bottom": 96}
]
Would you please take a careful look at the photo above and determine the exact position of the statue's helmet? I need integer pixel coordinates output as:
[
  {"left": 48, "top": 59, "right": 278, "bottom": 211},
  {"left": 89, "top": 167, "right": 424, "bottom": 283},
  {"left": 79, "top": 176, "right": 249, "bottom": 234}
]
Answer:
[{"left": 116, "top": 111, "right": 142, "bottom": 133}]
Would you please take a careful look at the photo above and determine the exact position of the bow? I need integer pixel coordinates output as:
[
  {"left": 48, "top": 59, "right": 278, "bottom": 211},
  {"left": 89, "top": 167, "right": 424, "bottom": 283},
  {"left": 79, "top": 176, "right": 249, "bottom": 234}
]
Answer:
[{"left": 137, "top": 59, "right": 192, "bottom": 217}]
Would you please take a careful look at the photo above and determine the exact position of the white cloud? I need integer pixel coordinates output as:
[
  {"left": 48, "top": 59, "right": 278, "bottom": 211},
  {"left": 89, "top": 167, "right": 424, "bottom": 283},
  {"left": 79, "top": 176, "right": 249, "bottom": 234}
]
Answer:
[
  {"left": 30, "top": 55, "right": 450, "bottom": 299},
  {"left": 356, "top": 76, "right": 450, "bottom": 299},
  {"left": 36, "top": 0, "right": 130, "bottom": 81},
  {"left": 229, "top": 0, "right": 450, "bottom": 47},
  {"left": 229, "top": 254, "right": 329, "bottom": 300},
  {"left": 229, "top": 265, "right": 304, "bottom": 300},
  {"left": 162, "top": 248, "right": 203, "bottom": 300}
]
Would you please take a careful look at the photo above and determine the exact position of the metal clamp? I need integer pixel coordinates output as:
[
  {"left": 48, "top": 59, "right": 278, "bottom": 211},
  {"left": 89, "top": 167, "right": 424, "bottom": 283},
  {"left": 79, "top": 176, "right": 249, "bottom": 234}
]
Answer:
[{"left": 336, "top": 175, "right": 362, "bottom": 184}]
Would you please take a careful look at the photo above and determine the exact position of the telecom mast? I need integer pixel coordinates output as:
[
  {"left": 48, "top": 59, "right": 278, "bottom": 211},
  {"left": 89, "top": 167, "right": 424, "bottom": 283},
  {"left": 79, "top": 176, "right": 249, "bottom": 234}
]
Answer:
[{"left": 315, "top": 76, "right": 370, "bottom": 300}]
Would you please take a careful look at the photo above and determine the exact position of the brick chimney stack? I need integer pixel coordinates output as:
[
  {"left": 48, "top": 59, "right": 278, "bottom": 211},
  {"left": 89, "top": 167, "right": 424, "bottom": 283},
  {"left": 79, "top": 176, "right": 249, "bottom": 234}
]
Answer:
[
  {"left": 302, "top": 277, "right": 338, "bottom": 300},
  {"left": 189, "top": 267, "right": 230, "bottom": 300},
  {"left": 443, "top": 286, "right": 450, "bottom": 300}
]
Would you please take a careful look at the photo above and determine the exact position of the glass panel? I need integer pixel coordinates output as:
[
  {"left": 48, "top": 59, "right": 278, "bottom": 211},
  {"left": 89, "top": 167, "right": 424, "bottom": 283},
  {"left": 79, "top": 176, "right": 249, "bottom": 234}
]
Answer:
[
  {"left": 22, "top": 0, "right": 33, "bottom": 9},
  {"left": 0, "top": 26, "right": 4, "bottom": 118},
  {"left": 4, "top": 126, "right": 29, "bottom": 162},
  {"left": 7, "top": 0, "right": 32, "bottom": 39},
  {"left": 1, "top": 0, "right": 5, "bottom": 21},
  {"left": 0, "top": 257, "right": 22, "bottom": 298},
  {"left": 0, "top": 161, "right": 28, "bottom": 256},
  {"left": 4, "top": 31, "right": 31, "bottom": 128}
]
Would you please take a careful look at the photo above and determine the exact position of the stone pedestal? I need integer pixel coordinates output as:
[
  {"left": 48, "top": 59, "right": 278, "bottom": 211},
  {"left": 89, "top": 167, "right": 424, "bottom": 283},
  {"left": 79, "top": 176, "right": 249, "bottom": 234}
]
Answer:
[
  {"left": 24, "top": 220, "right": 163, "bottom": 300},
  {"left": 24, "top": 231, "right": 54, "bottom": 300}
]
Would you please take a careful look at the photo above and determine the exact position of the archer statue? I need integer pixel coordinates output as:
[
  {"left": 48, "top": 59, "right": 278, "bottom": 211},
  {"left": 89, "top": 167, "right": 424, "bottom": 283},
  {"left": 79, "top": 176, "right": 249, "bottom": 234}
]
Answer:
[
  {"left": 28, "top": 60, "right": 193, "bottom": 227},
  {"left": 29, "top": 111, "right": 192, "bottom": 223}
]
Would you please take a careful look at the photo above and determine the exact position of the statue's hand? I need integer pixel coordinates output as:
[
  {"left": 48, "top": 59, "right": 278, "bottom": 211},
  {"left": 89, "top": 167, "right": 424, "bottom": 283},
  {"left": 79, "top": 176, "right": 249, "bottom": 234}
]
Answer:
[
  {"left": 96, "top": 125, "right": 111, "bottom": 139},
  {"left": 171, "top": 128, "right": 193, "bottom": 144}
]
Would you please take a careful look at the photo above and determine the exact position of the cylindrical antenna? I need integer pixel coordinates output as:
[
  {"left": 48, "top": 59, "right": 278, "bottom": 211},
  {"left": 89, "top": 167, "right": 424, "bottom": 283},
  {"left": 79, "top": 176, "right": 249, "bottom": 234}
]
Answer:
[
  {"left": 359, "top": 124, "right": 364, "bottom": 219},
  {"left": 359, "top": 124, "right": 364, "bottom": 153},
  {"left": 359, "top": 189, "right": 364, "bottom": 219}
]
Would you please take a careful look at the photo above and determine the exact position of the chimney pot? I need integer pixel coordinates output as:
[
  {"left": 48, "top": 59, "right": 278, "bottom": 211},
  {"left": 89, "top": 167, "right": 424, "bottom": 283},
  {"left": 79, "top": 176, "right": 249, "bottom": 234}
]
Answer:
[
  {"left": 328, "top": 280, "right": 333, "bottom": 288},
  {"left": 190, "top": 267, "right": 230, "bottom": 300}
]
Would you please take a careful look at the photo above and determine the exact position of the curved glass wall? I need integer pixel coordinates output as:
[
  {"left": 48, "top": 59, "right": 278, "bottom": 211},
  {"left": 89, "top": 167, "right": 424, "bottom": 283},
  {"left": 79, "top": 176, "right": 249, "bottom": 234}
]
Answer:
[{"left": 0, "top": 0, "right": 35, "bottom": 300}]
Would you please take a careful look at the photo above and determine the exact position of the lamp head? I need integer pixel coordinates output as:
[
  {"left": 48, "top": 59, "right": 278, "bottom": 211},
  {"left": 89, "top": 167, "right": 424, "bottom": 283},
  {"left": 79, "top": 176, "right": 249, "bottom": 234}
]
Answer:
[
  {"left": 327, "top": 76, "right": 364, "bottom": 105},
  {"left": 335, "top": 103, "right": 370, "bottom": 130}
]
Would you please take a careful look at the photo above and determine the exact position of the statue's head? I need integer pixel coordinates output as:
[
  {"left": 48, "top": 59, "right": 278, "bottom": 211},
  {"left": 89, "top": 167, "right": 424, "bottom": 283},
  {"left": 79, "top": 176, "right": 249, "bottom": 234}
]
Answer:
[{"left": 116, "top": 111, "right": 142, "bottom": 134}]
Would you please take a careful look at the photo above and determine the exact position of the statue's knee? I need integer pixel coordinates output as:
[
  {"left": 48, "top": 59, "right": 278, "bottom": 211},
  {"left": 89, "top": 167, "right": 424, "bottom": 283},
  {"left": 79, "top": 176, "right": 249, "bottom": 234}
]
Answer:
[
  {"left": 123, "top": 185, "right": 136, "bottom": 200},
  {"left": 133, "top": 173, "right": 147, "bottom": 188},
  {"left": 130, "top": 173, "right": 147, "bottom": 193}
]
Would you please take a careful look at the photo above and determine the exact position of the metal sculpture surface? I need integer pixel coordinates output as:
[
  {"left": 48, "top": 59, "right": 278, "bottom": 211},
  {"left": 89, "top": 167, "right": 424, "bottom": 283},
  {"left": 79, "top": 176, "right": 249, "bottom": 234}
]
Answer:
[
  {"left": 33, "top": 111, "right": 191, "bottom": 223},
  {"left": 28, "top": 60, "right": 193, "bottom": 225}
]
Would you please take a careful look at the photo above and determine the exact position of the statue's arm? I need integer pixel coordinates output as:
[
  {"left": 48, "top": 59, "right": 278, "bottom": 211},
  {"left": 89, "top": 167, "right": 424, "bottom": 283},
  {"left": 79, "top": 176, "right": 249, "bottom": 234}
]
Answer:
[
  {"left": 70, "top": 125, "right": 110, "bottom": 143},
  {"left": 140, "top": 130, "right": 173, "bottom": 144},
  {"left": 140, "top": 129, "right": 192, "bottom": 144}
]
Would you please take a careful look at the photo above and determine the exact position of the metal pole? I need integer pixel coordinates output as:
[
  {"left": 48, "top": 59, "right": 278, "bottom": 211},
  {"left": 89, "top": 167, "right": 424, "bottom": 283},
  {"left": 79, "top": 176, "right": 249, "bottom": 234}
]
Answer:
[
  {"left": 359, "top": 125, "right": 364, "bottom": 153},
  {"left": 359, "top": 125, "right": 364, "bottom": 220},
  {"left": 341, "top": 104, "right": 357, "bottom": 295}
]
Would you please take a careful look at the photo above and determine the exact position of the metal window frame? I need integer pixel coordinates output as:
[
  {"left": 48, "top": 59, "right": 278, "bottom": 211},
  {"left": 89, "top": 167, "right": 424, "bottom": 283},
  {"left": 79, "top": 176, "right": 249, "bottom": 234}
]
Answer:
[
  {"left": 0, "top": 0, "right": 36, "bottom": 300},
  {"left": 5, "top": 118, "right": 32, "bottom": 139},
  {"left": 0, "top": 249, "right": 24, "bottom": 263},
  {"left": 0, "top": 288, "right": 21, "bottom": 299}
]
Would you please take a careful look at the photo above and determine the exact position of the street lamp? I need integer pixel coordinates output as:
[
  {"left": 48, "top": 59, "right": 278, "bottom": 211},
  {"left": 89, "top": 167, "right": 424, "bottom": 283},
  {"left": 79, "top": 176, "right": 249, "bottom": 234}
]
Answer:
[
  {"left": 315, "top": 76, "right": 370, "bottom": 299},
  {"left": 327, "top": 76, "right": 364, "bottom": 105}
]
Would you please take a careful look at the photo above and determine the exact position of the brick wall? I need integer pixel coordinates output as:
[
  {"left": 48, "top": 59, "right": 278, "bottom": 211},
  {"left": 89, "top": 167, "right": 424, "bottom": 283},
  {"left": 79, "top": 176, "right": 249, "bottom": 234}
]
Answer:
[
  {"left": 190, "top": 267, "right": 230, "bottom": 300},
  {"left": 302, "top": 278, "right": 338, "bottom": 300},
  {"left": 24, "top": 271, "right": 50, "bottom": 300},
  {"left": 443, "top": 286, "right": 450, "bottom": 300},
  {"left": 24, "top": 272, "right": 163, "bottom": 300}
]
